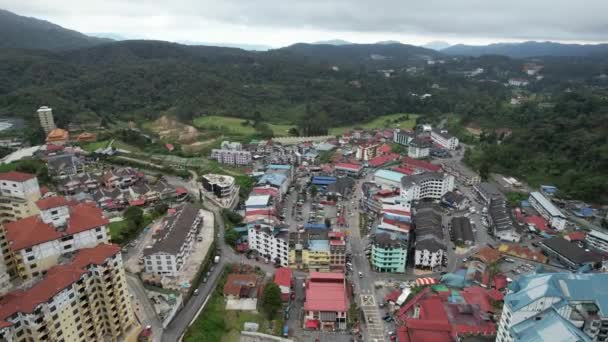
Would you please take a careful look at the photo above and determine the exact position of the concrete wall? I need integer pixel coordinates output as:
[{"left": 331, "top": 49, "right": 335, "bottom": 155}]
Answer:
[{"left": 240, "top": 331, "right": 294, "bottom": 342}]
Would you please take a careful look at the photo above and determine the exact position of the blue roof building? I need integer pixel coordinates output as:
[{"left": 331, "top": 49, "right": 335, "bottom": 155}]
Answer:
[
  {"left": 257, "top": 173, "right": 287, "bottom": 187},
  {"left": 304, "top": 223, "right": 327, "bottom": 230},
  {"left": 311, "top": 176, "right": 337, "bottom": 186},
  {"left": 497, "top": 272, "right": 608, "bottom": 342}
]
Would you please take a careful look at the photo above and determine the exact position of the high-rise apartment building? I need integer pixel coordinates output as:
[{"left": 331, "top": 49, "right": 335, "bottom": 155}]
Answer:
[{"left": 37, "top": 106, "right": 56, "bottom": 135}]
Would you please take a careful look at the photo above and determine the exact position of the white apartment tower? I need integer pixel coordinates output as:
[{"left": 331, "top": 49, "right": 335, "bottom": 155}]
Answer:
[{"left": 37, "top": 106, "right": 56, "bottom": 135}]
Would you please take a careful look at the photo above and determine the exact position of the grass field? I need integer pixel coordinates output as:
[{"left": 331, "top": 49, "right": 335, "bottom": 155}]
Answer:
[
  {"left": 184, "top": 288, "right": 271, "bottom": 342},
  {"left": 111, "top": 140, "right": 143, "bottom": 153},
  {"left": 81, "top": 140, "right": 109, "bottom": 152},
  {"left": 193, "top": 116, "right": 294, "bottom": 137},
  {"left": 329, "top": 113, "right": 418, "bottom": 135},
  {"left": 108, "top": 220, "right": 128, "bottom": 241}
]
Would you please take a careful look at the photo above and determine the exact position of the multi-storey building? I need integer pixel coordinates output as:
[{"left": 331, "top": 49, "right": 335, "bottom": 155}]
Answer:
[
  {"left": 407, "top": 138, "right": 431, "bottom": 159},
  {"left": 355, "top": 143, "right": 379, "bottom": 161},
  {"left": 210, "top": 143, "right": 252, "bottom": 166},
  {"left": 496, "top": 272, "right": 608, "bottom": 342},
  {"left": 413, "top": 203, "right": 446, "bottom": 270},
  {"left": 248, "top": 222, "right": 289, "bottom": 267},
  {"left": 586, "top": 230, "right": 608, "bottom": 254},
  {"left": 288, "top": 230, "right": 332, "bottom": 271},
  {"left": 371, "top": 232, "right": 408, "bottom": 273},
  {"left": 431, "top": 129, "right": 459, "bottom": 150},
  {"left": 201, "top": 174, "right": 236, "bottom": 198},
  {"left": 46, "top": 153, "right": 86, "bottom": 177},
  {"left": 143, "top": 204, "right": 202, "bottom": 277},
  {"left": 36, "top": 106, "right": 56, "bottom": 135},
  {"left": 0, "top": 244, "right": 136, "bottom": 342},
  {"left": 529, "top": 191, "right": 567, "bottom": 231},
  {"left": 0, "top": 172, "right": 41, "bottom": 224},
  {"left": 474, "top": 182, "right": 503, "bottom": 204},
  {"left": 393, "top": 129, "right": 414, "bottom": 146},
  {"left": 328, "top": 231, "right": 346, "bottom": 271},
  {"left": 489, "top": 198, "right": 521, "bottom": 242},
  {"left": 2, "top": 197, "right": 110, "bottom": 280},
  {"left": 400, "top": 172, "right": 454, "bottom": 203},
  {"left": 0, "top": 262, "right": 10, "bottom": 297},
  {"left": 374, "top": 169, "right": 406, "bottom": 190}
]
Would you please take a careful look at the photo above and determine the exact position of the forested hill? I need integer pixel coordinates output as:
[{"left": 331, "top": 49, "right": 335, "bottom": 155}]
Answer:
[
  {"left": 0, "top": 9, "right": 111, "bottom": 50},
  {"left": 443, "top": 41, "right": 608, "bottom": 58}
]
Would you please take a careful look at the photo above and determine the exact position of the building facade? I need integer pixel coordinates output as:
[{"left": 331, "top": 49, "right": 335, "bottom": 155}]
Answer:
[
  {"left": 393, "top": 129, "right": 414, "bottom": 146},
  {"left": 143, "top": 204, "right": 202, "bottom": 277},
  {"left": 303, "top": 272, "right": 348, "bottom": 331},
  {"left": 400, "top": 172, "right": 455, "bottom": 203},
  {"left": 431, "top": 129, "right": 459, "bottom": 150},
  {"left": 201, "top": 174, "right": 236, "bottom": 198},
  {"left": 586, "top": 230, "right": 608, "bottom": 254},
  {"left": 0, "top": 172, "right": 41, "bottom": 224},
  {"left": 211, "top": 142, "right": 252, "bottom": 165},
  {"left": 2, "top": 198, "right": 110, "bottom": 280},
  {"left": 407, "top": 138, "right": 431, "bottom": 159},
  {"left": 528, "top": 191, "right": 567, "bottom": 231},
  {"left": 248, "top": 223, "right": 289, "bottom": 267},
  {"left": 37, "top": 106, "right": 56, "bottom": 135},
  {"left": 0, "top": 244, "right": 136, "bottom": 342},
  {"left": 371, "top": 233, "right": 408, "bottom": 273}
]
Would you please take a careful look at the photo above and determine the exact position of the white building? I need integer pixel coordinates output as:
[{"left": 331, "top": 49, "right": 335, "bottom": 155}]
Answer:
[
  {"left": 528, "top": 192, "right": 567, "bottom": 230},
  {"left": 431, "top": 129, "right": 459, "bottom": 150},
  {"left": 400, "top": 172, "right": 455, "bottom": 203},
  {"left": 508, "top": 78, "right": 529, "bottom": 87},
  {"left": 496, "top": 272, "right": 608, "bottom": 342},
  {"left": 248, "top": 223, "right": 289, "bottom": 267},
  {"left": 393, "top": 129, "right": 414, "bottom": 146},
  {"left": 36, "top": 106, "right": 56, "bottom": 135},
  {"left": 413, "top": 203, "right": 446, "bottom": 270},
  {"left": 210, "top": 148, "right": 252, "bottom": 165},
  {"left": 3, "top": 197, "right": 111, "bottom": 280},
  {"left": 586, "top": 230, "right": 608, "bottom": 254},
  {"left": 0, "top": 171, "right": 42, "bottom": 223},
  {"left": 144, "top": 204, "right": 202, "bottom": 276},
  {"left": 201, "top": 174, "right": 236, "bottom": 198},
  {"left": 407, "top": 138, "right": 431, "bottom": 159}
]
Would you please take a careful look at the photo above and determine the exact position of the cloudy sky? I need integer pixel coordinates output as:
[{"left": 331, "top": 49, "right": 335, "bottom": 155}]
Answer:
[{"left": 3, "top": 0, "right": 608, "bottom": 48}]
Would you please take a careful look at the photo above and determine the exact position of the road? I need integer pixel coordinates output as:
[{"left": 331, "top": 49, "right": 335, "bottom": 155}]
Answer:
[{"left": 127, "top": 273, "right": 163, "bottom": 342}]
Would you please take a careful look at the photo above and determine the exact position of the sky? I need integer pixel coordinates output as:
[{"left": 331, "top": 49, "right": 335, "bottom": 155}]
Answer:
[{"left": 3, "top": 0, "right": 608, "bottom": 48}]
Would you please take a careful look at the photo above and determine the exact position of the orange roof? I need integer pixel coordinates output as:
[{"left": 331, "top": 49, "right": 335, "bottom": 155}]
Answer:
[
  {"left": 0, "top": 171, "right": 36, "bottom": 182},
  {"left": 36, "top": 196, "right": 69, "bottom": 210},
  {"left": 46, "top": 128, "right": 69, "bottom": 141},
  {"left": 76, "top": 132, "right": 97, "bottom": 142},
  {"left": 223, "top": 273, "right": 258, "bottom": 297},
  {"left": 0, "top": 244, "right": 120, "bottom": 327},
  {"left": 4, "top": 202, "right": 109, "bottom": 251}
]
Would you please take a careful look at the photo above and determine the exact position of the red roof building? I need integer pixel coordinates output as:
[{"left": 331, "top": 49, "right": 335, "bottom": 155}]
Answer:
[
  {"left": 274, "top": 267, "right": 293, "bottom": 301},
  {"left": 304, "top": 272, "right": 349, "bottom": 331},
  {"left": 368, "top": 153, "right": 400, "bottom": 168},
  {"left": 392, "top": 166, "right": 416, "bottom": 175},
  {"left": 35, "top": 196, "right": 69, "bottom": 210},
  {"left": 402, "top": 157, "right": 442, "bottom": 172},
  {"left": 0, "top": 171, "right": 36, "bottom": 182},
  {"left": 564, "top": 231, "right": 587, "bottom": 242},
  {"left": 378, "top": 144, "right": 392, "bottom": 154}
]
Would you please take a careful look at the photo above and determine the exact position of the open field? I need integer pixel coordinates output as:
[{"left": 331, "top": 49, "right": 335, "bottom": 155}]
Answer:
[
  {"left": 193, "top": 116, "right": 293, "bottom": 137},
  {"left": 329, "top": 113, "right": 418, "bottom": 135},
  {"left": 194, "top": 113, "right": 418, "bottom": 138},
  {"left": 81, "top": 140, "right": 109, "bottom": 152}
]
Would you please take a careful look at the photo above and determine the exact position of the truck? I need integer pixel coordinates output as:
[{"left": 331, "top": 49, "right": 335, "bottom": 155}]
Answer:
[{"left": 213, "top": 256, "right": 220, "bottom": 264}]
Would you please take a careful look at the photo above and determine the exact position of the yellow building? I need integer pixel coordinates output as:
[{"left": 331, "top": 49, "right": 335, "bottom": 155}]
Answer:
[
  {"left": 288, "top": 231, "right": 331, "bottom": 272},
  {"left": 0, "top": 244, "right": 136, "bottom": 342}
]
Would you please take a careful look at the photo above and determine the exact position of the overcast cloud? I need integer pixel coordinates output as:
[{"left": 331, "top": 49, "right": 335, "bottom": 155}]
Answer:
[{"left": 3, "top": 0, "right": 608, "bottom": 47}]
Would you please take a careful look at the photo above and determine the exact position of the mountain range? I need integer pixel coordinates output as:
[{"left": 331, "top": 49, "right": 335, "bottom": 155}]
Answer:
[{"left": 442, "top": 41, "right": 608, "bottom": 58}]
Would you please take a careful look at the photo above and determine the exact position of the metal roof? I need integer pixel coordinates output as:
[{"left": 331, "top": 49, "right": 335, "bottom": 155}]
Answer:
[
  {"left": 374, "top": 169, "right": 406, "bottom": 183},
  {"left": 530, "top": 192, "right": 565, "bottom": 218}
]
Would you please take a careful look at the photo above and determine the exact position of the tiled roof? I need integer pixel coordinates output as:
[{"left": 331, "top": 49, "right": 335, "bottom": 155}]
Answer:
[
  {"left": 402, "top": 157, "right": 442, "bottom": 172},
  {"left": 0, "top": 171, "right": 35, "bottom": 182},
  {"left": 4, "top": 202, "right": 109, "bottom": 251},
  {"left": 35, "top": 196, "right": 69, "bottom": 210},
  {"left": 223, "top": 273, "right": 258, "bottom": 297},
  {"left": 304, "top": 272, "right": 348, "bottom": 312},
  {"left": 273, "top": 267, "right": 292, "bottom": 288},
  {"left": 0, "top": 244, "right": 120, "bottom": 327}
]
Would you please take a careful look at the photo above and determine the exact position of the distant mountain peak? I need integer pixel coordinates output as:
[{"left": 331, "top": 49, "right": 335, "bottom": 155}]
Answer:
[
  {"left": 442, "top": 40, "right": 608, "bottom": 58},
  {"left": 422, "top": 41, "right": 452, "bottom": 51},
  {"left": 311, "top": 39, "right": 353, "bottom": 46},
  {"left": 375, "top": 40, "right": 401, "bottom": 45}
]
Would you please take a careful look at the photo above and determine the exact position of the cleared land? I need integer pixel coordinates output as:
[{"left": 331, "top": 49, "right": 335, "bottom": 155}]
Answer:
[{"left": 329, "top": 113, "right": 418, "bottom": 135}]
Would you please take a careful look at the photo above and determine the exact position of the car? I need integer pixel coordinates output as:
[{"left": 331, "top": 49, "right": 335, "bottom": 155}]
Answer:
[
  {"left": 358, "top": 272, "right": 363, "bottom": 278},
  {"left": 194, "top": 289, "right": 200, "bottom": 295}
]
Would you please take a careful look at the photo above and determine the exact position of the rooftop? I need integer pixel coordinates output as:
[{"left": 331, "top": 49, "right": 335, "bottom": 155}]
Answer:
[
  {"left": 401, "top": 172, "right": 446, "bottom": 188},
  {"left": 540, "top": 237, "right": 605, "bottom": 265},
  {"left": 0, "top": 171, "right": 36, "bottom": 182},
  {"left": 402, "top": 157, "right": 442, "bottom": 172},
  {"left": 530, "top": 191, "right": 565, "bottom": 218},
  {"left": 304, "top": 272, "right": 348, "bottom": 312},
  {"left": 245, "top": 195, "right": 271, "bottom": 207},
  {"left": 509, "top": 307, "right": 592, "bottom": 342},
  {"left": 223, "top": 273, "right": 259, "bottom": 298},
  {"left": 144, "top": 204, "right": 201, "bottom": 257},
  {"left": 35, "top": 196, "right": 69, "bottom": 210},
  {"left": 273, "top": 267, "right": 292, "bottom": 288},
  {"left": 4, "top": 202, "right": 109, "bottom": 251},
  {"left": 374, "top": 169, "right": 406, "bottom": 184}
]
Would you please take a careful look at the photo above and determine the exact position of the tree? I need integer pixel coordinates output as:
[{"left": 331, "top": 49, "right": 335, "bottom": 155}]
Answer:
[
  {"left": 224, "top": 228, "right": 239, "bottom": 246},
  {"left": 124, "top": 206, "right": 144, "bottom": 228},
  {"left": 261, "top": 283, "right": 283, "bottom": 320},
  {"left": 479, "top": 161, "right": 491, "bottom": 181},
  {"left": 153, "top": 203, "right": 169, "bottom": 217},
  {"left": 310, "top": 185, "right": 318, "bottom": 199},
  {"left": 287, "top": 127, "right": 300, "bottom": 137}
]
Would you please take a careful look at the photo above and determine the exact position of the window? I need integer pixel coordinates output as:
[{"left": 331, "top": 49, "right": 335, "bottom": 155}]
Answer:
[
  {"left": 25, "top": 248, "right": 32, "bottom": 253},
  {"left": 51, "top": 210, "right": 58, "bottom": 215},
  {"left": 30, "top": 263, "right": 37, "bottom": 269},
  {"left": 64, "top": 244, "right": 72, "bottom": 250}
]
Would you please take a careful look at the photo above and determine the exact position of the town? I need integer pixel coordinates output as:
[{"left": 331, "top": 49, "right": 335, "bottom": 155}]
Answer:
[{"left": 0, "top": 104, "right": 606, "bottom": 342}]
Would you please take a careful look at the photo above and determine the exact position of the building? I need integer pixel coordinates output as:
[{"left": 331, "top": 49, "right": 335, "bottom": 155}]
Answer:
[
  {"left": 528, "top": 192, "right": 567, "bottom": 231},
  {"left": 45, "top": 128, "right": 70, "bottom": 146},
  {"left": 407, "top": 138, "right": 431, "bottom": 159},
  {"left": 2, "top": 197, "right": 110, "bottom": 280},
  {"left": 451, "top": 217, "right": 474, "bottom": 246},
  {"left": 288, "top": 230, "right": 332, "bottom": 271},
  {"left": 414, "top": 203, "right": 446, "bottom": 270},
  {"left": 143, "top": 204, "right": 202, "bottom": 277},
  {"left": 393, "top": 129, "right": 414, "bottom": 146},
  {"left": 586, "top": 230, "right": 608, "bottom": 254},
  {"left": 0, "top": 172, "right": 41, "bottom": 224},
  {"left": 489, "top": 198, "right": 520, "bottom": 242},
  {"left": 0, "top": 244, "right": 136, "bottom": 342},
  {"left": 355, "top": 143, "right": 379, "bottom": 161},
  {"left": 328, "top": 231, "right": 346, "bottom": 271},
  {"left": 402, "top": 157, "right": 442, "bottom": 174},
  {"left": 0, "top": 262, "right": 10, "bottom": 297},
  {"left": 333, "top": 162, "right": 363, "bottom": 177},
  {"left": 248, "top": 223, "right": 289, "bottom": 267},
  {"left": 431, "top": 129, "right": 459, "bottom": 150},
  {"left": 46, "top": 153, "right": 86, "bottom": 177},
  {"left": 374, "top": 169, "right": 406, "bottom": 190},
  {"left": 37, "top": 106, "right": 56, "bottom": 135},
  {"left": 303, "top": 272, "right": 348, "bottom": 331},
  {"left": 508, "top": 78, "right": 529, "bottom": 87},
  {"left": 201, "top": 174, "right": 236, "bottom": 198},
  {"left": 273, "top": 267, "right": 293, "bottom": 302},
  {"left": 496, "top": 272, "right": 608, "bottom": 342},
  {"left": 441, "top": 191, "right": 469, "bottom": 210},
  {"left": 474, "top": 182, "right": 503, "bottom": 204},
  {"left": 400, "top": 172, "right": 455, "bottom": 203},
  {"left": 223, "top": 273, "right": 260, "bottom": 300},
  {"left": 211, "top": 143, "right": 252, "bottom": 165},
  {"left": 539, "top": 237, "right": 604, "bottom": 270},
  {"left": 371, "top": 231, "right": 409, "bottom": 273}
]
